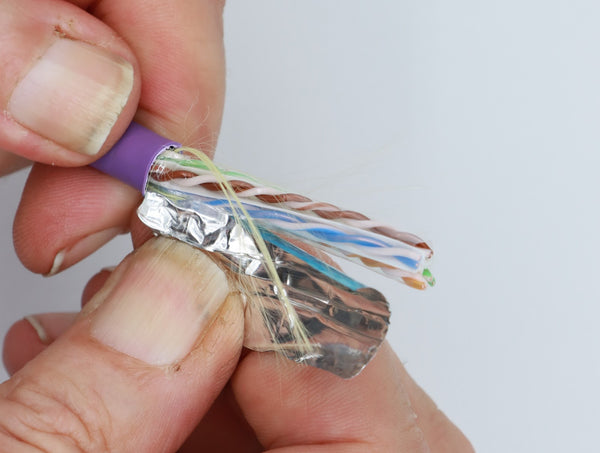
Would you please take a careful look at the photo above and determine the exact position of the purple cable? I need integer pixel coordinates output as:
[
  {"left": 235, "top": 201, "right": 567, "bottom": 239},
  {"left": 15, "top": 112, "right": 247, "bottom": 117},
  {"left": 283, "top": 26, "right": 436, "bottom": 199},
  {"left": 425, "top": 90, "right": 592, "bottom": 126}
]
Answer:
[{"left": 91, "top": 123, "right": 181, "bottom": 194}]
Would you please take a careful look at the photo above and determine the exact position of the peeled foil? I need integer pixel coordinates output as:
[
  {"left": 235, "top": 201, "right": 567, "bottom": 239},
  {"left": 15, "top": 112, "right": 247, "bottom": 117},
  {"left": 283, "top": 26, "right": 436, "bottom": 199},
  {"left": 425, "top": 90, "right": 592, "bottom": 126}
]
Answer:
[{"left": 138, "top": 185, "right": 390, "bottom": 378}]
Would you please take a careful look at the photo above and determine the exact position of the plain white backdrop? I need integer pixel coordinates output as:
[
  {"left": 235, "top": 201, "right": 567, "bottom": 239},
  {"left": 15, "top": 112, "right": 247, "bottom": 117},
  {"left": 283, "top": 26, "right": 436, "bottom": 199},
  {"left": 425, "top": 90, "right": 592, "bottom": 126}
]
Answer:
[{"left": 1, "top": 1, "right": 599, "bottom": 451}]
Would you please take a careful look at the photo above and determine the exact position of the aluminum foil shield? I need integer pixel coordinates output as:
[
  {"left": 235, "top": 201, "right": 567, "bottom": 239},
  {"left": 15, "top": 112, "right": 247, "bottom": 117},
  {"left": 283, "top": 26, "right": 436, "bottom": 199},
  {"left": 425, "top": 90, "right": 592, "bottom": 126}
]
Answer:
[{"left": 138, "top": 185, "right": 391, "bottom": 378}]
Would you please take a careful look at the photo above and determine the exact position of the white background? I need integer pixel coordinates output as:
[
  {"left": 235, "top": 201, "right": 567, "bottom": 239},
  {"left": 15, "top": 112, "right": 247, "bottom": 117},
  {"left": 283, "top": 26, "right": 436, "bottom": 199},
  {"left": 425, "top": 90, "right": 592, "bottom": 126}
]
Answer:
[{"left": 1, "top": 1, "right": 599, "bottom": 451}]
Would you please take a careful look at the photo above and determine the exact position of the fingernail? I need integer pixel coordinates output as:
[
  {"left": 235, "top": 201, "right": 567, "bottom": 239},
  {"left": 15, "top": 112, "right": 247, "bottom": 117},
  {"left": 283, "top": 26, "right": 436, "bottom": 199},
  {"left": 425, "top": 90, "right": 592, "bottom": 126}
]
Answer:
[
  {"left": 90, "top": 237, "right": 229, "bottom": 365},
  {"left": 46, "top": 227, "right": 124, "bottom": 276},
  {"left": 24, "top": 315, "right": 49, "bottom": 344},
  {"left": 24, "top": 313, "right": 77, "bottom": 345},
  {"left": 8, "top": 38, "right": 134, "bottom": 156}
]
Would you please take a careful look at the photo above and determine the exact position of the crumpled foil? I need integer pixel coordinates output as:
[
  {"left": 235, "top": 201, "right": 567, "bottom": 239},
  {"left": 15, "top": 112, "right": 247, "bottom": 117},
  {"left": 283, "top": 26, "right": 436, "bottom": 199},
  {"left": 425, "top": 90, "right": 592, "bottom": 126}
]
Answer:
[{"left": 138, "top": 186, "right": 391, "bottom": 378}]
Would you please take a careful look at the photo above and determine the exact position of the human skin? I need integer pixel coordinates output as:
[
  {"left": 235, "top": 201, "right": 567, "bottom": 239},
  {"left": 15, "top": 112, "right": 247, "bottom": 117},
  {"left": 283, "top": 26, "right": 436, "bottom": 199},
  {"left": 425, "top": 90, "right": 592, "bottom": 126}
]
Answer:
[{"left": 0, "top": 1, "right": 474, "bottom": 451}]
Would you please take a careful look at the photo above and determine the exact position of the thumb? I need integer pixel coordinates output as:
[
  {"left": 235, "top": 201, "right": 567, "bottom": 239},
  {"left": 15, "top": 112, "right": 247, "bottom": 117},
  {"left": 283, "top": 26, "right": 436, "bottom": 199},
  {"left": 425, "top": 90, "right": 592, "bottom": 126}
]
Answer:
[
  {"left": 0, "top": 238, "right": 244, "bottom": 452},
  {"left": 1, "top": 0, "right": 140, "bottom": 166}
]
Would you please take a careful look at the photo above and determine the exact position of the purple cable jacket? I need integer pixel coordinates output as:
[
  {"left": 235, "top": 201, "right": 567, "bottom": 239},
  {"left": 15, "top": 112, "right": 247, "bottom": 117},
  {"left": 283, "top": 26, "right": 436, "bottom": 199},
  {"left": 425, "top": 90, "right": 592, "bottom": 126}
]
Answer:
[{"left": 91, "top": 123, "right": 181, "bottom": 194}]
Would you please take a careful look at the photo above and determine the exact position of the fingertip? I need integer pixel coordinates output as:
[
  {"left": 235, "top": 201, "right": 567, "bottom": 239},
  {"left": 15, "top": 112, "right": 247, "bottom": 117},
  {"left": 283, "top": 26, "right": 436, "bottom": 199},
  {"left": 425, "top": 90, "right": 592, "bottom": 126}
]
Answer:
[
  {"left": 3, "top": 313, "right": 78, "bottom": 377},
  {"left": 3, "top": 319, "right": 45, "bottom": 376},
  {"left": 0, "top": 0, "right": 141, "bottom": 166},
  {"left": 13, "top": 164, "right": 138, "bottom": 274}
]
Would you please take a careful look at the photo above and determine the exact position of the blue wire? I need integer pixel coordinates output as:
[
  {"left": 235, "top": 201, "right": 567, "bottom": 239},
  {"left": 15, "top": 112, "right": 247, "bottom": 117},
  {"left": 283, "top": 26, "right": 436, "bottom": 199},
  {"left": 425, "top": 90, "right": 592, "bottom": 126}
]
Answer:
[
  {"left": 198, "top": 195, "right": 420, "bottom": 269},
  {"left": 258, "top": 228, "right": 364, "bottom": 291}
]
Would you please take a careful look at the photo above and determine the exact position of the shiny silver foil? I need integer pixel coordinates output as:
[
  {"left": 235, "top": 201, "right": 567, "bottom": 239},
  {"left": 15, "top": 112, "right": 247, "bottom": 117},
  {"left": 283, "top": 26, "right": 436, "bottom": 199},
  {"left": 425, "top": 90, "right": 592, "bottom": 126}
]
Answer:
[{"left": 138, "top": 184, "right": 391, "bottom": 378}]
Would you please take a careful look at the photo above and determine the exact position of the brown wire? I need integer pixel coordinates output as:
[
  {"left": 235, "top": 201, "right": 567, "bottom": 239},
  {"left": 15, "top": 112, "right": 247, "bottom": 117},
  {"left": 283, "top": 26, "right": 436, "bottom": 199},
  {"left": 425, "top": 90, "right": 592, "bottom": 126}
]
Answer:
[{"left": 149, "top": 167, "right": 432, "bottom": 254}]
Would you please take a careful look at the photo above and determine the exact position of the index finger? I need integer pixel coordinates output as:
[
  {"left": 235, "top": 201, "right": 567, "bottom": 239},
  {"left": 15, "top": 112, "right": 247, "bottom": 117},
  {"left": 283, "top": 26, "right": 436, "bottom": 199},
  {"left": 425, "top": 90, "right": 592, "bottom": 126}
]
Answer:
[{"left": 232, "top": 343, "right": 474, "bottom": 452}]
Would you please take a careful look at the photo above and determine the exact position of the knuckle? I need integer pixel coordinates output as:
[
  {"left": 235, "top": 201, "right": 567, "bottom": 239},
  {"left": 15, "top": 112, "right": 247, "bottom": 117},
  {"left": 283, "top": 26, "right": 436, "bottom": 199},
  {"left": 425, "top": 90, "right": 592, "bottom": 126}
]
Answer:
[{"left": 0, "top": 374, "right": 111, "bottom": 452}]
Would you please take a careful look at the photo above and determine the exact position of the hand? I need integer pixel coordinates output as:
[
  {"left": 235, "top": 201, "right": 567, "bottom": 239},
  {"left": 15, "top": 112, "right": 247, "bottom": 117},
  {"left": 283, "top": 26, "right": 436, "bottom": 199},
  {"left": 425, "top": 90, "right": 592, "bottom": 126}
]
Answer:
[
  {"left": 2, "top": 0, "right": 226, "bottom": 275},
  {"left": 3, "top": 237, "right": 473, "bottom": 451},
  {"left": 1, "top": 0, "right": 473, "bottom": 450}
]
